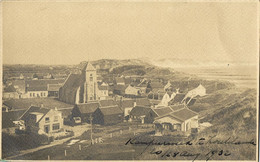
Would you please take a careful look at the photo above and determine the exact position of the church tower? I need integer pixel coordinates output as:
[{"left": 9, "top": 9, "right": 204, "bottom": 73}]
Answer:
[{"left": 82, "top": 62, "right": 98, "bottom": 103}]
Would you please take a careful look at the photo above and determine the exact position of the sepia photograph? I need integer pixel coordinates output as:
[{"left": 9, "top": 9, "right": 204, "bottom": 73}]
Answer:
[{"left": 1, "top": 0, "right": 259, "bottom": 161}]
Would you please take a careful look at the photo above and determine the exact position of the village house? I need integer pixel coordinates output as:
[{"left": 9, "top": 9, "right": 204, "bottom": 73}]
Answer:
[
  {"left": 117, "top": 99, "right": 135, "bottom": 118},
  {"left": 129, "top": 106, "right": 151, "bottom": 123},
  {"left": 19, "top": 105, "right": 63, "bottom": 135},
  {"left": 11, "top": 80, "right": 26, "bottom": 94},
  {"left": 71, "top": 99, "right": 118, "bottom": 124},
  {"left": 183, "top": 84, "right": 206, "bottom": 101},
  {"left": 25, "top": 79, "right": 65, "bottom": 98},
  {"left": 114, "top": 77, "right": 125, "bottom": 85},
  {"left": 47, "top": 84, "right": 63, "bottom": 97},
  {"left": 59, "top": 62, "right": 99, "bottom": 104},
  {"left": 113, "top": 84, "right": 127, "bottom": 96},
  {"left": 154, "top": 107, "right": 199, "bottom": 133},
  {"left": 125, "top": 85, "right": 142, "bottom": 97},
  {"left": 92, "top": 105, "right": 123, "bottom": 125},
  {"left": 144, "top": 106, "right": 175, "bottom": 124},
  {"left": 97, "top": 82, "right": 109, "bottom": 100},
  {"left": 71, "top": 102, "right": 100, "bottom": 123},
  {"left": 3, "top": 85, "right": 20, "bottom": 99}
]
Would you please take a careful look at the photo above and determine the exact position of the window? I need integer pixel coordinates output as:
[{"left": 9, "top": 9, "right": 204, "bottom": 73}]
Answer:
[
  {"left": 30, "top": 93, "right": 32, "bottom": 97},
  {"left": 52, "top": 123, "right": 60, "bottom": 130},
  {"left": 41, "top": 92, "right": 43, "bottom": 96},
  {"left": 33, "top": 93, "right": 35, "bottom": 97},
  {"left": 54, "top": 116, "right": 58, "bottom": 122},
  {"left": 90, "top": 74, "right": 93, "bottom": 81},
  {"left": 45, "top": 117, "right": 50, "bottom": 123},
  {"left": 90, "top": 97, "right": 93, "bottom": 100}
]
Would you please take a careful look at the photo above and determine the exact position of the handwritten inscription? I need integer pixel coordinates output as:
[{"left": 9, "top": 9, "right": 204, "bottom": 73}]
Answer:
[
  {"left": 150, "top": 148, "right": 231, "bottom": 161},
  {"left": 125, "top": 135, "right": 256, "bottom": 161}
]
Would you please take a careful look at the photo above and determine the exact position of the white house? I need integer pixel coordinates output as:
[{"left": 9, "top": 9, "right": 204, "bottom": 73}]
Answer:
[
  {"left": 125, "top": 85, "right": 142, "bottom": 96},
  {"left": 183, "top": 84, "right": 206, "bottom": 102},
  {"left": 98, "top": 82, "right": 109, "bottom": 100}
]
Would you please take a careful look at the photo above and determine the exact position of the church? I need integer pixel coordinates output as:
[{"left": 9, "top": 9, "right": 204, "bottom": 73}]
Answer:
[{"left": 59, "top": 62, "right": 99, "bottom": 104}]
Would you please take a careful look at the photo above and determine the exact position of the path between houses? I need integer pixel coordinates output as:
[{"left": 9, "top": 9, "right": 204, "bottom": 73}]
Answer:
[{"left": 5, "top": 124, "right": 90, "bottom": 160}]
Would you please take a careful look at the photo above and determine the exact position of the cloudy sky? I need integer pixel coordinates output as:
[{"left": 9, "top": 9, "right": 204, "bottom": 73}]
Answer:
[{"left": 2, "top": 1, "right": 258, "bottom": 65}]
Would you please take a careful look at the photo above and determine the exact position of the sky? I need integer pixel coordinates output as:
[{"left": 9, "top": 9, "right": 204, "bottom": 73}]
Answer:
[{"left": 2, "top": 1, "right": 258, "bottom": 65}]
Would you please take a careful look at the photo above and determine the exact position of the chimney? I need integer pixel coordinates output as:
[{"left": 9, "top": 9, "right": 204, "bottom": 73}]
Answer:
[
  {"left": 40, "top": 104, "right": 44, "bottom": 108},
  {"left": 54, "top": 107, "right": 58, "bottom": 111},
  {"left": 134, "top": 101, "right": 137, "bottom": 107}
]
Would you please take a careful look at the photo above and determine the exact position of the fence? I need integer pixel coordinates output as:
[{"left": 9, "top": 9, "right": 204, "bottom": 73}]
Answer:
[{"left": 45, "top": 124, "right": 154, "bottom": 160}]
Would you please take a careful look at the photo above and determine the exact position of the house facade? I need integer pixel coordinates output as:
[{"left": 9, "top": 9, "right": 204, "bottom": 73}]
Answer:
[{"left": 20, "top": 106, "right": 63, "bottom": 135}]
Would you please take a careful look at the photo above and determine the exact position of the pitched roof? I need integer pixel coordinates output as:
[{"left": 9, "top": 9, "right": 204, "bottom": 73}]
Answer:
[
  {"left": 130, "top": 106, "right": 151, "bottom": 117},
  {"left": 169, "top": 104, "right": 185, "bottom": 111},
  {"left": 115, "top": 77, "right": 125, "bottom": 84},
  {"left": 47, "top": 84, "right": 63, "bottom": 91},
  {"left": 59, "top": 108, "right": 73, "bottom": 118},
  {"left": 3, "top": 98, "right": 73, "bottom": 110},
  {"left": 150, "top": 82, "right": 164, "bottom": 89},
  {"left": 99, "top": 100, "right": 117, "bottom": 107},
  {"left": 76, "top": 102, "right": 100, "bottom": 114},
  {"left": 2, "top": 110, "right": 26, "bottom": 128},
  {"left": 99, "top": 106, "right": 123, "bottom": 115},
  {"left": 184, "top": 97, "right": 197, "bottom": 106},
  {"left": 20, "top": 106, "right": 51, "bottom": 121},
  {"left": 61, "top": 73, "right": 85, "bottom": 101},
  {"left": 11, "top": 80, "right": 25, "bottom": 88},
  {"left": 113, "top": 85, "right": 127, "bottom": 91},
  {"left": 152, "top": 106, "right": 174, "bottom": 117},
  {"left": 136, "top": 98, "right": 151, "bottom": 107},
  {"left": 4, "top": 85, "right": 17, "bottom": 93},
  {"left": 169, "top": 108, "right": 198, "bottom": 121},
  {"left": 26, "top": 79, "right": 65, "bottom": 91},
  {"left": 118, "top": 99, "right": 135, "bottom": 109},
  {"left": 170, "top": 93, "right": 186, "bottom": 105}
]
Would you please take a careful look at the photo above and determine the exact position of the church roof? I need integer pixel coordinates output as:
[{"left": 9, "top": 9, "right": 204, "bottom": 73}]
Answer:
[{"left": 61, "top": 73, "right": 85, "bottom": 102}]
